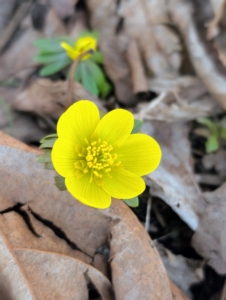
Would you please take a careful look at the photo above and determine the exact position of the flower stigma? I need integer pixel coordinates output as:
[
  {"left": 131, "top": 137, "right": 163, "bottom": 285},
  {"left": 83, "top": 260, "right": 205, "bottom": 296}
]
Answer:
[{"left": 74, "top": 136, "right": 122, "bottom": 185}]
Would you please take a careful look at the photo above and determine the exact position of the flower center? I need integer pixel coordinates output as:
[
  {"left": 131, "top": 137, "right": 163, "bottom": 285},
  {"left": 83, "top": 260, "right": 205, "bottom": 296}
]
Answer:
[{"left": 74, "top": 138, "right": 121, "bottom": 185}]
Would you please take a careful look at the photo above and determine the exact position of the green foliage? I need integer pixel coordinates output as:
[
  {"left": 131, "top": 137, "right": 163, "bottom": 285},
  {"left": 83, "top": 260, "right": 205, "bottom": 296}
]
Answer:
[
  {"left": 131, "top": 119, "right": 143, "bottom": 134},
  {"left": 123, "top": 197, "right": 139, "bottom": 207},
  {"left": 74, "top": 60, "right": 111, "bottom": 98},
  {"left": 34, "top": 32, "right": 112, "bottom": 99},
  {"left": 37, "top": 134, "right": 57, "bottom": 170},
  {"left": 39, "top": 134, "right": 57, "bottom": 149},
  {"left": 197, "top": 117, "right": 226, "bottom": 153},
  {"left": 54, "top": 175, "right": 67, "bottom": 191}
]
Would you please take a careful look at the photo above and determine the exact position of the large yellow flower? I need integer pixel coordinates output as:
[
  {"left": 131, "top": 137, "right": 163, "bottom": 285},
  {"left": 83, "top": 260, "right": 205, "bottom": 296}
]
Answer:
[
  {"left": 52, "top": 100, "right": 161, "bottom": 209},
  {"left": 61, "top": 37, "right": 97, "bottom": 61}
]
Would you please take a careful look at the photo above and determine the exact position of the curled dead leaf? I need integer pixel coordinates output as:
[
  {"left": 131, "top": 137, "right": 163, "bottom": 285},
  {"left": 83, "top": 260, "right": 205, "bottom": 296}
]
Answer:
[{"left": 143, "top": 120, "right": 206, "bottom": 231}]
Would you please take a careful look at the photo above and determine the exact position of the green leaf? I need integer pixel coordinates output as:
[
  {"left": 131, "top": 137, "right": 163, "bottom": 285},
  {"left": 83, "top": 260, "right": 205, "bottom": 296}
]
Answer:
[
  {"left": 45, "top": 162, "right": 55, "bottom": 170},
  {"left": 220, "top": 128, "right": 226, "bottom": 139},
  {"left": 123, "top": 197, "right": 139, "bottom": 208},
  {"left": 100, "top": 81, "right": 112, "bottom": 99},
  {"left": 40, "top": 57, "right": 71, "bottom": 76},
  {"left": 80, "top": 62, "right": 98, "bottom": 96},
  {"left": 86, "top": 60, "right": 105, "bottom": 86},
  {"left": 132, "top": 119, "right": 143, "bottom": 134},
  {"left": 85, "top": 60, "right": 111, "bottom": 98},
  {"left": 35, "top": 39, "right": 63, "bottom": 54},
  {"left": 35, "top": 37, "right": 74, "bottom": 54},
  {"left": 34, "top": 52, "right": 69, "bottom": 64},
  {"left": 40, "top": 138, "right": 57, "bottom": 149},
  {"left": 36, "top": 155, "right": 51, "bottom": 163},
  {"left": 206, "top": 135, "right": 219, "bottom": 153},
  {"left": 89, "top": 51, "right": 104, "bottom": 64},
  {"left": 40, "top": 134, "right": 58, "bottom": 143},
  {"left": 54, "top": 175, "right": 67, "bottom": 191},
  {"left": 197, "top": 117, "right": 218, "bottom": 136}
]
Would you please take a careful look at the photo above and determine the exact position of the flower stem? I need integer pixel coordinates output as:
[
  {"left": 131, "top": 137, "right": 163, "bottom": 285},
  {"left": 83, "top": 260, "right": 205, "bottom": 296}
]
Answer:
[{"left": 66, "top": 49, "right": 94, "bottom": 109}]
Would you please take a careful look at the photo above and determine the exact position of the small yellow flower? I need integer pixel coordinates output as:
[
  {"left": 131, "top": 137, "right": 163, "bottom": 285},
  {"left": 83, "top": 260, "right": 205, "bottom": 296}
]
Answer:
[
  {"left": 52, "top": 100, "right": 161, "bottom": 209},
  {"left": 61, "top": 37, "right": 97, "bottom": 61}
]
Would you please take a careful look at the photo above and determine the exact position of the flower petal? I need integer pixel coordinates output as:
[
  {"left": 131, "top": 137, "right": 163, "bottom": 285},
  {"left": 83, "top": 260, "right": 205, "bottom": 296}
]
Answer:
[
  {"left": 52, "top": 138, "right": 77, "bottom": 177},
  {"left": 57, "top": 100, "right": 100, "bottom": 146},
  {"left": 65, "top": 174, "right": 111, "bottom": 209},
  {"left": 102, "top": 167, "right": 145, "bottom": 199},
  {"left": 94, "top": 109, "right": 134, "bottom": 146},
  {"left": 118, "top": 134, "right": 162, "bottom": 176},
  {"left": 61, "top": 42, "right": 79, "bottom": 60}
]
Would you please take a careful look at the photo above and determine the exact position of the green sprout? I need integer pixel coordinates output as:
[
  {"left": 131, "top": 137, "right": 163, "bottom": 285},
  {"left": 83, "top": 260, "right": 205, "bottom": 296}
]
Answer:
[
  {"left": 197, "top": 117, "right": 226, "bottom": 153},
  {"left": 34, "top": 31, "right": 111, "bottom": 99}
]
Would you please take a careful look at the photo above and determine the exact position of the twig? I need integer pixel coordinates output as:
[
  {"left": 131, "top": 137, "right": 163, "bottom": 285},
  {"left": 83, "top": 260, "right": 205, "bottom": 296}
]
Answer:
[
  {"left": 145, "top": 197, "right": 152, "bottom": 232},
  {"left": 0, "top": 0, "right": 33, "bottom": 53},
  {"left": 66, "top": 49, "right": 93, "bottom": 109},
  {"left": 126, "top": 39, "right": 147, "bottom": 94},
  {"left": 138, "top": 91, "right": 167, "bottom": 120}
]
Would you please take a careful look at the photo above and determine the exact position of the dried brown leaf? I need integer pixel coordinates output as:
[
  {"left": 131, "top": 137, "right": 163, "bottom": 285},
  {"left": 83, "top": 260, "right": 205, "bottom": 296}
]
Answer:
[
  {"left": 0, "top": 0, "right": 16, "bottom": 34},
  {"left": 0, "top": 8, "right": 66, "bottom": 82},
  {"left": 0, "top": 132, "right": 172, "bottom": 299},
  {"left": 207, "top": 0, "right": 226, "bottom": 39},
  {"left": 0, "top": 86, "right": 50, "bottom": 144},
  {"left": 86, "top": 0, "right": 181, "bottom": 105},
  {"left": 192, "top": 183, "right": 226, "bottom": 274},
  {"left": 50, "top": 0, "right": 78, "bottom": 19},
  {"left": 156, "top": 242, "right": 202, "bottom": 299},
  {"left": 168, "top": 0, "right": 226, "bottom": 110},
  {"left": 13, "top": 78, "right": 106, "bottom": 119},
  {"left": 169, "top": 281, "right": 190, "bottom": 300},
  {"left": 143, "top": 121, "right": 207, "bottom": 230},
  {"left": 138, "top": 77, "right": 222, "bottom": 122}
]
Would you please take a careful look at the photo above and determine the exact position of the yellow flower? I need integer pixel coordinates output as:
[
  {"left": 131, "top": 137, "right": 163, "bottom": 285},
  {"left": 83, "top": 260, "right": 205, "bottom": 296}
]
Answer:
[
  {"left": 52, "top": 100, "right": 161, "bottom": 209},
  {"left": 61, "top": 37, "right": 97, "bottom": 61}
]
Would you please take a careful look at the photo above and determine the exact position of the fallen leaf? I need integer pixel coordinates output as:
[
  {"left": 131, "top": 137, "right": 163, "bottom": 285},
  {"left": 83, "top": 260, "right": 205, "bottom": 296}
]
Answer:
[
  {"left": 86, "top": 0, "right": 182, "bottom": 105},
  {"left": 50, "top": 0, "right": 78, "bottom": 19},
  {"left": 138, "top": 77, "right": 222, "bottom": 122},
  {"left": 168, "top": 0, "right": 226, "bottom": 110},
  {"left": 13, "top": 78, "right": 106, "bottom": 119},
  {"left": 169, "top": 281, "right": 190, "bottom": 300},
  {"left": 0, "top": 0, "right": 16, "bottom": 34},
  {"left": 0, "top": 8, "right": 66, "bottom": 82},
  {"left": 0, "top": 132, "right": 172, "bottom": 299},
  {"left": 207, "top": 0, "right": 226, "bottom": 39},
  {"left": 0, "top": 86, "right": 50, "bottom": 144},
  {"left": 156, "top": 242, "right": 203, "bottom": 299},
  {"left": 192, "top": 183, "right": 226, "bottom": 274},
  {"left": 143, "top": 120, "right": 207, "bottom": 231}
]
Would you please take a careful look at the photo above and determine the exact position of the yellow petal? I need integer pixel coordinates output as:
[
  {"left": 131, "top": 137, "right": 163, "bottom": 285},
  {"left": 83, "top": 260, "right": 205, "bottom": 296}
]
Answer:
[
  {"left": 57, "top": 100, "right": 100, "bottom": 147},
  {"left": 102, "top": 167, "right": 145, "bottom": 199},
  {"left": 76, "top": 37, "right": 96, "bottom": 52},
  {"left": 52, "top": 138, "right": 77, "bottom": 177},
  {"left": 118, "top": 134, "right": 162, "bottom": 176},
  {"left": 65, "top": 174, "right": 111, "bottom": 209},
  {"left": 94, "top": 109, "right": 134, "bottom": 146},
  {"left": 61, "top": 42, "right": 79, "bottom": 60}
]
